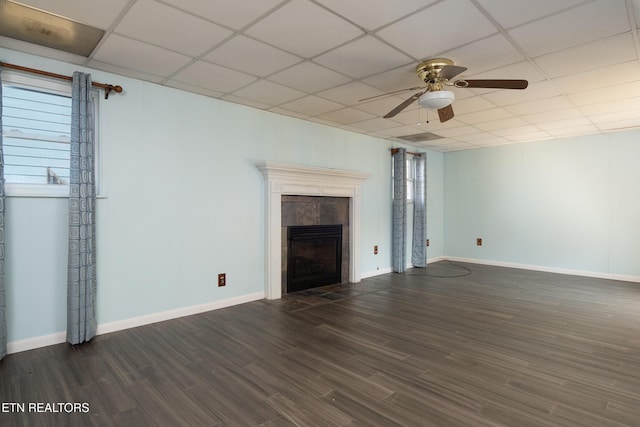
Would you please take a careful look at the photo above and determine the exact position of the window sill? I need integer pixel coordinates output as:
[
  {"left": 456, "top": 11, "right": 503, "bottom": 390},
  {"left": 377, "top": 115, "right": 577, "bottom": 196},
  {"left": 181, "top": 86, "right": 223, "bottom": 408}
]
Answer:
[{"left": 5, "top": 184, "right": 106, "bottom": 199}]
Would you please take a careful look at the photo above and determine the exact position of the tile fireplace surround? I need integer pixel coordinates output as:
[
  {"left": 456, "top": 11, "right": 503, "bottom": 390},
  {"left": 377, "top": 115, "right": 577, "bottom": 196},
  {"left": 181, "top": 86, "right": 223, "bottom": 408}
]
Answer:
[{"left": 256, "top": 162, "right": 370, "bottom": 299}]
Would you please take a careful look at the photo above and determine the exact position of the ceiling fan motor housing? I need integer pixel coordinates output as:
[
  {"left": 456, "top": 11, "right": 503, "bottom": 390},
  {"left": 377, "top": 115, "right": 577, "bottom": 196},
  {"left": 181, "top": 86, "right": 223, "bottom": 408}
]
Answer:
[{"left": 416, "top": 58, "right": 455, "bottom": 83}]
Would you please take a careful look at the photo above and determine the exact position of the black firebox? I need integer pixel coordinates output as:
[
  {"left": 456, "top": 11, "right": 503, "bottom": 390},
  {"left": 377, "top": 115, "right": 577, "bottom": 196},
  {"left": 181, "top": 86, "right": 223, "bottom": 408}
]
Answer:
[{"left": 287, "top": 225, "right": 342, "bottom": 293}]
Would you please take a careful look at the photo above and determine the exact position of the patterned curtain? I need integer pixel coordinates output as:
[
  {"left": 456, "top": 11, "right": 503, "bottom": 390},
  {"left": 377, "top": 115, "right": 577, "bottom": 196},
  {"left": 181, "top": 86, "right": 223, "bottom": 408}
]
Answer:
[
  {"left": 412, "top": 154, "right": 427, "bottom": 268},
  {"left": 0, "top": 71, "right": 6, "bottom": 360},
  {"left": 67, "top": 72, "right": 97, "bottom": 345},
  {"left": 392, "top": 148, "right": 407, "bottom": 273}
]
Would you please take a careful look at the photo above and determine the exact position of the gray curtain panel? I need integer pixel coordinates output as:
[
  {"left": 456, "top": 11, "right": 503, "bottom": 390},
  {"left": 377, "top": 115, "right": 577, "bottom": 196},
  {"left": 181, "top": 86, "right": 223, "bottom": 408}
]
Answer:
[
  {"left": 392, "top": 148, "right": 407, "bottom": 273},
  {"left": 0, "top": 71, "right": 6, "bottom": 360},
  {"left": 67, "top": 72, "right": 97, "bottom": 345},
  {"left": 412, "top": 154, "right": 427, "bottom": 268}
]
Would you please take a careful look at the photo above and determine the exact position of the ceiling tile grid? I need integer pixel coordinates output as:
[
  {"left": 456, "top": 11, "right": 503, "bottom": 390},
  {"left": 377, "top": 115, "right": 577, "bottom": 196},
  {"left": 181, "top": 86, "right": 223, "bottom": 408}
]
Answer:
[{"left": 4, "top": 0, "right": 640, "bottom": 151}]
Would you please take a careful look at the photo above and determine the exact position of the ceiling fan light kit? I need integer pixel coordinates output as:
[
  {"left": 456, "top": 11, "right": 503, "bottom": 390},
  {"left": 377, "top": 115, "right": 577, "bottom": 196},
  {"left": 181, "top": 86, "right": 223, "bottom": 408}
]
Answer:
[{"left": 419, "top": 90, "right": 455, "bottom": 110}]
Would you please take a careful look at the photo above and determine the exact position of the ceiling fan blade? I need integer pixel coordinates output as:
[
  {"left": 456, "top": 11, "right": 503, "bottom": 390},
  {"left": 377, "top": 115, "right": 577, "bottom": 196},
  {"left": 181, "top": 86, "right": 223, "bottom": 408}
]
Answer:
[
  {"left": 358, "top": 85, "right": 426, "bottom": 102},
  {"left": 439, "top": 65, "right": 467, "bottom": 80},
  {"left": 383, "top": 92, "right": 424, "bottom": 118},
  {"left": 455, "top": 79, "right": 528, "bottom": 89},
  {"left": 438, "top": 104, "right": 454, "bottom": 123}
]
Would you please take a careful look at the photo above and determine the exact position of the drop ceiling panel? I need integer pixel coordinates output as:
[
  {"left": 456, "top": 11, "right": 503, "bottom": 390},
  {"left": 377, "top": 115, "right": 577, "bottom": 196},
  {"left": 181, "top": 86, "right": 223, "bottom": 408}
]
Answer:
[
  {"left": 376, "top": 0, "right": 498, "bottom": 58},
  {"left": 504, "top": 96, "right": 574, "bottom": 116},
  {"left": 439, "top": 34, "right": 525, "bottom": 75},
  {"left": 579, "top": 97, "right": 640, "bottom": 115},
  {"left": 450, "top": 96, "right": 498, "bottom": 115},
  {"left": 92, "top": 34, "right": 193, "bottom": 77},
  {"left": 567, "top": 81, "right": 640, "bottom": 106},
  {"left": 469, "top": 136, "right": 510, "bottom": 146},
  {"left": 435, "top": 125, "right": 483, "bottom": 138},
  {"left": 505, "top": 131, "right": 553, "bottom": 142},
  {"left": 268, "top": 107, "right": 309, "bottom": 119},
  {"left": 492, "top": 125, "right": 544, "bottom": 137},
  {"left": 220, "top": 94, "right": 271, "bottom": 110},
  {"left": 587, "top": 108, "right": 640, "bottom": 125},
  {"left": 203, "top": 35, "right": 302, "bottom": 77},
  {"left": 362, "top": 65, "right": 422, "bottom": 93},
  {"left": 596, "top": 117, "right": 640, "bottom": 131},
  {"left": 231, "top": 80, "right": 306, "bottom": 105},
  {"left": 278, "top": 95, "right": 344, "bottom": 116},
  {"left": 536, "top": 117, "right": 593, "bottom": 130},
  {"left": 316, "top": 82, "right": 385, "bottom": 105},
  {"left": 353, "top": 95, "right": 413, "bottom": 117},
  {"left": 521, "top": 108, "right": 584, "bottom": 124},
  {"left": 244, "top": 0, "right": 363, "bottom": 58},
  {"left": 317, "top": 108, "right": 377, "bottom": 124},
  {"left": 474, "top": 117, "right": 528, "bottom": 132},
  {"left": 349, "top": 117, "right": 403, "bottom": 132},
  {"left": 456, "top": 108, "right": 514, "bottom": 125},
  {"left": 546, "top": 125, "right": 598, "bottom": 137},
  {"left": 86, "top": 59, "right": 166, "bottom": 83},
  {"left": 454, "top": 132, "right": 505, "bottom": 143},
  {"left": 267, "top": 62, "right": 351, "bottom": 92},
  {"left": 314, "top": 36, "right": 413, "bottom": 78},
  {"left": 439, "top": 142, "right": 478, "bottom": 151},
  {"left": 164, "top": 0, "right": 285, "bottom": 30},
  {"left": 165, "top": 80, "right": 225, "bottom": 99},
  {"left": 171, "top": 61, "right": 257, "bottom": 93},
  {"left": 474, "top": 0, "right": 591, "bottom": 29},
  {"left": 378, "top": 124, "right": 431, "bottom": 137},
  {"left": 314, "top": 0, "right": 437, "bottom": 31},
  {"left": 392, "top": 109, "right": 466, "bottom": 130},
  {"left": 534, "top": 33, "right": 637, "bottom": 78},
  {"left": 508, "top": 0, "right": 630, "bottom": 57},
  {"left": 114, "top": 0, "right": 233, "bottom": 57},
  {"left": 553, "top": 61, "right": 640, "bottom": 94}
]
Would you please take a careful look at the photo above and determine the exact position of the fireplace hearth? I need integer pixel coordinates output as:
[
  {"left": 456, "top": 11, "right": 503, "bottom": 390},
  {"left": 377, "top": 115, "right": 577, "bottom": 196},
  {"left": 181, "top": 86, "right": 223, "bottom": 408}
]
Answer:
[{"left": 287, "top": 225, "right": 342, "bottom": 292}]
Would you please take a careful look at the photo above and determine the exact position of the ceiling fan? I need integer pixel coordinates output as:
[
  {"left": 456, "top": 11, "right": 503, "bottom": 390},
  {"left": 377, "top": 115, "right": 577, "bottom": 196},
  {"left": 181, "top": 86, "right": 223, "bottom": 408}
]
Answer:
[{"left": 368, "top": 58, "right": 528, "bottom": 123}]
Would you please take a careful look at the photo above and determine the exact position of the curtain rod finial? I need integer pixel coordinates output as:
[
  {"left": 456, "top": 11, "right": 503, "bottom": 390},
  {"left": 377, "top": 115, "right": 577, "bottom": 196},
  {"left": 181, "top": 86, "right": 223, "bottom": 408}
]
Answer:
[{"left": 104, "top": 85, "right": 123, "bottom": 99}]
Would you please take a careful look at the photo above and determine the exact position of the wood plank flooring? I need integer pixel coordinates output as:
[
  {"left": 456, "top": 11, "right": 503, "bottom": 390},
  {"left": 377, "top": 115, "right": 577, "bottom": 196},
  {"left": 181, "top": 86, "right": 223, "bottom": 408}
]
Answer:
[{"left": 2, "top": 261, "right": 640, "bottom": 426}]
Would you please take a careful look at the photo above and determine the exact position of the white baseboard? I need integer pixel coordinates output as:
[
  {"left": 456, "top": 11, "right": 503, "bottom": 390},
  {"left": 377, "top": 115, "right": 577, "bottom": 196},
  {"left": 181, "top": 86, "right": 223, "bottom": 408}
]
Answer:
[
  {"left": 96, "top": 292, "right": 264, "bottom": 335},
  {"left": 428, "top": 256, "right": 447, "bottom": 264},
  {"left": 6, "top": 292, "right": 265, "bottom": 355},
  {"left": 445, "top": 257, "right": 640, "bottom": 284},
  {"left": 361, "top": 257, "right": 445, "bottom": 279},
  {"left": 361, "top": 267, "right": 392, "bottom": 278},
  {"left": 7, "top": 332, "right": 67, "bottom": 355}
]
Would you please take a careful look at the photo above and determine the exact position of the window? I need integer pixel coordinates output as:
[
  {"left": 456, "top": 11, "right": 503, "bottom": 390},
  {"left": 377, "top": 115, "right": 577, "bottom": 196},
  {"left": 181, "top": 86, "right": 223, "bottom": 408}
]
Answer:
[
  {"left": 406, "top": 156, "right": 415, "bottom": 202},
  {"left": 1, "top": 72, "right": 99, "bottom": 196},
  {"left": 392, "top": 155, "right": 416, "bottom": 202}
]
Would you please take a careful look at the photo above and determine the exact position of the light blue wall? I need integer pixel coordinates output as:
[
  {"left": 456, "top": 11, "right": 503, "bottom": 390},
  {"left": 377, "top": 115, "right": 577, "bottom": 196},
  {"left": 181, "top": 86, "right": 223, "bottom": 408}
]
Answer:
[
  {"left": 2, "top": 48, "right": 445, "bottom": 343},
  {"left": 444, "top": 131, "right": 640, "bottom": 277}
]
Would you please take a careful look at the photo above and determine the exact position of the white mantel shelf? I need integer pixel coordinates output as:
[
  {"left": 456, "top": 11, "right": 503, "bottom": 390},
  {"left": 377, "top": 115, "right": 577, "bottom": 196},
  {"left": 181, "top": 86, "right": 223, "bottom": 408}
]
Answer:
[{"left": 256, "top": 162, "right": 371, "bottom": 299}]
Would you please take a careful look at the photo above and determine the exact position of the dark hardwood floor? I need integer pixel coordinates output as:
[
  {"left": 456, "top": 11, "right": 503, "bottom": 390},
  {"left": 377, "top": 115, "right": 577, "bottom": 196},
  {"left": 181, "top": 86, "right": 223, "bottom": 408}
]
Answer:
[{"left": 2, "top": 261, "right": 640, "bottom": 426}]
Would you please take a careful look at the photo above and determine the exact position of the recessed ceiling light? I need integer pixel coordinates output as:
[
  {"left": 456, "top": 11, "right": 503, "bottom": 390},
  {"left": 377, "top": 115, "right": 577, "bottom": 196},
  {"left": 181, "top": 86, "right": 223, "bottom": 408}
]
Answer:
[{"left": 0, "top": 0, "right": 105, "bottom": 57}]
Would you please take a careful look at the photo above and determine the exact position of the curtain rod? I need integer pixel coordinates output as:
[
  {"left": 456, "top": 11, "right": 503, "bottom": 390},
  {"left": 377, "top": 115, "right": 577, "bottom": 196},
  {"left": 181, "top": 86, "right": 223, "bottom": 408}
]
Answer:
[
  {"left": 390, "top": 148, "right": 423, "bottom": 156},
  {"left": 0, "top": 61, "right": 123, "bottom": 99}
]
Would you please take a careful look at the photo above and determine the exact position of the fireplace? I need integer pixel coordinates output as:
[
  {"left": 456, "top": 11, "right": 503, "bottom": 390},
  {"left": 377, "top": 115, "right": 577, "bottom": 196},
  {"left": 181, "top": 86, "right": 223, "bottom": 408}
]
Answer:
[
  {"left": 256, "top": 162, "right": 370, "bottom": 299},
  {"left": 287, "top": 225, "right": 343, "bottom": 292}
]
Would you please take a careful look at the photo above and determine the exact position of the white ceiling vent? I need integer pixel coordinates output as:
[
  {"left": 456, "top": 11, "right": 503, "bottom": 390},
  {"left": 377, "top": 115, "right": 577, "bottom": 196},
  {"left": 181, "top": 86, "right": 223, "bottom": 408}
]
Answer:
[{"left": 397, "top": 132, "right": 444, "bottom": 143}]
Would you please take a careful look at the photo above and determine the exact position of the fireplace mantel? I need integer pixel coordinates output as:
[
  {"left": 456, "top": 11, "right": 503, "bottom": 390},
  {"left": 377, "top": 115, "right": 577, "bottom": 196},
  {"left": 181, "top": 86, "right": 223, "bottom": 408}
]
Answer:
[{"left": 256, "top": 162, "right": 370, "bottom": 299}]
